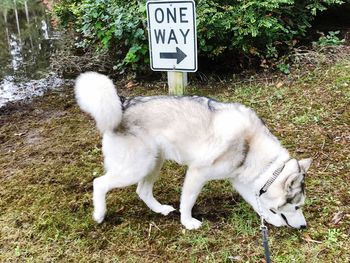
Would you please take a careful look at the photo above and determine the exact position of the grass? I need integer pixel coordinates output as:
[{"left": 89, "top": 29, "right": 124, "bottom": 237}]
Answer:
[{"left": 1, "top": 52, "right": 350, "bottom": 262}]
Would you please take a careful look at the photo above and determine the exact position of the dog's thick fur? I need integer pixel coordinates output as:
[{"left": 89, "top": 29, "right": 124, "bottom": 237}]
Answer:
[{"left": 75, "top": 72, "right": 312, "bottom": 230}]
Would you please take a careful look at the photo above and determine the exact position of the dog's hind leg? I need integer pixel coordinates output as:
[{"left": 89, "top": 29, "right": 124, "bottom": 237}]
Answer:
[
  {"left": 136, "top": 157, "right": 176, "bottom": 216},
  {"left": 92, "top": 171, "right": 147, "bottom": 224},
  {"left": 180, "top": 167, "right": 208, "bottom": 230}
]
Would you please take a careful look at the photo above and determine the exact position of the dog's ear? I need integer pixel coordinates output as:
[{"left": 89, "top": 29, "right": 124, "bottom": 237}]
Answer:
[
  {"left": 282, "top": 159, "right": 306, "bottom": 192},
  {"left": 298, "top": 158, "right": 312, "bottom": 173},
  {"left": 283, "top": 173, "right": 303, "bottom": 192}
]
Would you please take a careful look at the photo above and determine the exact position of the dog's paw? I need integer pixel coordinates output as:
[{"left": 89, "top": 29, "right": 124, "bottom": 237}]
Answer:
[
  {"left": 93, "top": 210, "right": 105, "bottom": 224},
  {"left": 181, "top": 217, "right": 202, "bottom": 230},
  {"left": 159, "top": 205, "right": 176, "bottom": 216}
]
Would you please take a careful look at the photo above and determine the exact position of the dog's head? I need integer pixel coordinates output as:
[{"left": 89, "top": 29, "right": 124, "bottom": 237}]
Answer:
[{"left": 258, "top": 158, "right": 312, "bottom": 229}]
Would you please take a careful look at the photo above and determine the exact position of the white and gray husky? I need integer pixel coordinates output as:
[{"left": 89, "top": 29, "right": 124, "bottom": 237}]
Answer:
[{"left": 75, "top": 72, "right": 312, "bottom": 230}]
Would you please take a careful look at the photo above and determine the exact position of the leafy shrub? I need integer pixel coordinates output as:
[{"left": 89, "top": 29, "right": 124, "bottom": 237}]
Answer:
[
  {"left": 55, "top": 0, "right": 149, "bottom": 73},
  {"left": 53, "top": 0, "right": 81, "bottom": 27},
  {"left": 54, "top": 0, "right": 345, "bottom": 73},
  {"left": 196, "top": 0, "right": 344, "bottom": 59},
  {"left": 314, "top": 31, "right": 345, "bottom": 47}
]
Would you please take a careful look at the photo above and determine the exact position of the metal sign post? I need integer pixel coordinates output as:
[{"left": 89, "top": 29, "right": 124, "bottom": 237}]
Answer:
[{"left": 146, "top": 0, "right": 197, "bottom": 95}]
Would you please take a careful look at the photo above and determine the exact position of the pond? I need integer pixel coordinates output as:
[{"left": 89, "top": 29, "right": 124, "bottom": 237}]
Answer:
[{"left": 0, "top": 0, "right": 64, "bottom": 107}]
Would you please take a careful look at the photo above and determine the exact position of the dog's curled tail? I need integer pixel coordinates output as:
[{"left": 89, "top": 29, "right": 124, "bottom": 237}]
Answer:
[{"left": 75, "top": 72, "right": 122, "bottom": 134}]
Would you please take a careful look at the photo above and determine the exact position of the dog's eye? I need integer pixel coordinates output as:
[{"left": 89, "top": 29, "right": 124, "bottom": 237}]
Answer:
[
  {"left": 286, "top": 197, "right": 294, "bottom": 204},
  {"left": 270, "top": 209, "right": 277, "bottom": 214},
  {"left": 295, "top": 206, "right": 301, "bottom": 210}
]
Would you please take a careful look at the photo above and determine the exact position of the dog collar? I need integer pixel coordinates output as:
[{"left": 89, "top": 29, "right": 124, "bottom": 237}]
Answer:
[{"left": 258, "top": 162, "right": 287, "bottom": 196}]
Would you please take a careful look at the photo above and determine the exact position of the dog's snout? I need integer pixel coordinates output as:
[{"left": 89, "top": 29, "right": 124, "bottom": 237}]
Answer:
[{"left": 299, "top": 224, "right": 307, "bottom": 229}]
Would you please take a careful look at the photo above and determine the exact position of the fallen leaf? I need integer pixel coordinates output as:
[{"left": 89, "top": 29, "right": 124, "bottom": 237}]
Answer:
[
  {"left": 302, "top": 233, "right": 322, "bottom": 244},
  {"left": 331, "top": 211, "right": 345, "bottom": 225},
  {"left": 228, "top": 255, "right": 241, "bottom": 261},
  {"left": 125, "top": 81, "right": 138, "bottom": 89},
  {"left": 276, "top": 82, "right": 283, "bottom": 88}
]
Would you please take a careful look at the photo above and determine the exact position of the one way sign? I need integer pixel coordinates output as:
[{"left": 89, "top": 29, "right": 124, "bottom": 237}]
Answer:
[{"left": 146, "top": 0, "right": 197, "bottom": 72}]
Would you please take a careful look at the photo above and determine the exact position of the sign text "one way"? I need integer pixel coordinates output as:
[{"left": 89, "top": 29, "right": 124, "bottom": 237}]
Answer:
[{"left": 147, "top": 0, "right": 197, "bottom": 72}]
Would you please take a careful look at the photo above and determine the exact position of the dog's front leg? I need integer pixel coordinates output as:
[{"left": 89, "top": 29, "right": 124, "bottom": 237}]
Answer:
[{"left": 180, "top": 168, "right": 207, "bottom": 230}]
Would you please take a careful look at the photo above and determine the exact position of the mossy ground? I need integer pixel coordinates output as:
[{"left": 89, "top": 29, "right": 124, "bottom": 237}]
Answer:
[{"left": 0, "top": 51, "right": 349, "bottom": 262}]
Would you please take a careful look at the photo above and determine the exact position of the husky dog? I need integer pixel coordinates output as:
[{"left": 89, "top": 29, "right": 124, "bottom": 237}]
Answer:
[{"left": 75, "top": 72, "right": 312, "bottom": 230}]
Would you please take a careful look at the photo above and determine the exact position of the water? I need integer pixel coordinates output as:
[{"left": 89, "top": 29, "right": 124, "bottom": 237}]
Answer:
[{"left": 0, "top": 0, "right": 64, "bottom": 107}]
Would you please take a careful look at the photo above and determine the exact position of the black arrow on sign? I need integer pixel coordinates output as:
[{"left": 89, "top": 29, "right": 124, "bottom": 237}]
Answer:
[{"left": 160, "top": 47, "right": 187, "bottom": 64}]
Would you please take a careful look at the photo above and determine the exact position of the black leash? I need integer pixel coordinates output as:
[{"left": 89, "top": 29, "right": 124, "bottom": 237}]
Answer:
[
  {"left": 256, "top": 194, "right": 272, "bottom": 263},
  {"left": 260, "top": 218, "right": 271, "bottom": 263}
]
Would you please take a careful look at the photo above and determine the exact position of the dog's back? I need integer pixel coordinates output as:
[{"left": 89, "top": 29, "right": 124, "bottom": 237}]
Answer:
[{"left": 119, "top": 96, "right": 263, "bottom": 166}]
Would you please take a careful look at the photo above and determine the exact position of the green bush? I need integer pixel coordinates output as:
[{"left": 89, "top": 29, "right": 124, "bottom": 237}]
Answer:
[
  {"left": 54, "top": 0, "right": 344, "bottom": 73},
  {"left": 54, "top": 0, "right": 149, "bottom": 72},
  {"left": 54, "top": 0, "right": 81, "bottom": 28},
  {"left": 314, "top": 31, "right": 345, "bottom": 46}
]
